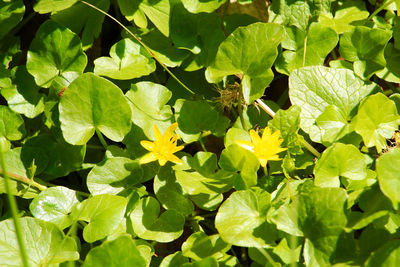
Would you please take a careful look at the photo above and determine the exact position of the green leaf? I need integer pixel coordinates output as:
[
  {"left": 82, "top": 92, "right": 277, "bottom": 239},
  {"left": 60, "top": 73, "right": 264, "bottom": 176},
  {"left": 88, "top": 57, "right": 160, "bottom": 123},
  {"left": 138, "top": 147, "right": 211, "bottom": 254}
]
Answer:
[
  {"left": 0, "top": 105, "right": 25, "bottom": 141},
  {"left": 133, "top": 0, "right": 171, "bottom": 37},
  {"left": 354, "top": 93, "right": 400, "bottom": 151},
  {"left": 34, "top": 0, "right": 77, "bottom": 13},
  {"left": 365, "top": 240, "right": 400, "bottom": 267},
  {"left": 154, "top": 166, "right": 194, "bottom": 216},
  {"left": 174, "top": 99, "right": 229, "bottom": 143},
  {"left": 129, "top": 196, "right": 185, "bottom": 242},
  {"left": 94, "top": 38, "right": 156, "bottom": 80},
  {"left": 160, "top": 252, "right": 189, "bottom": 267},
  {"left": 206, "top": 22, "right": 284, "bottom": 103},
  {"left": 314, "top": 143, "right": 367, "bottom": 187},
  {"left": 318, "top": 0, "right": 369, "bottom": 34},
  {"left": 376, "top": 148, "right": 400, "bottom": 209},
  {"left": 1, "top": 66, "right": 45, "bottom": 118},
  {"left": 0, "top": 0, "right": 25, "bottom": 40},
  {"left": 29, "top": 186, "right": 79, "bottom": 229},
  {"left": 219, "top": 144, "right": 259, "bottom": 189},
  {"left": 182, "top": 0, "right": 227, "bottom": 13},
  {"left": 377, "top": 43, "right": 400, "bottom": 83},
  {"left": 0, "top": 217, "right": 79, "bottom": 265},
  {"left": 271, "top": 0, "right": 330, "bottom": 30},
  {"left": 339, "top": 26, "right": 392, "bottom": 78},
  {"left": 125, "top": 81, "right": 173, "bottom": 140},
  {"left": 21, "top": 133, "right": 85, "bottom": 179},
  {"left": 26, "top": 20, "right": 87, "bottom": 88},
  {"left": 77, "top": 194, "right": 127, "bottom": 243},
  {"left": 182, "top": 257, "right": 218, "bottom": 267},
  {"left": 268, "top": 105, "right": 303, "bottom": 154},
  {"left": 51, "top": 0, "right": 110, "bottom": 50},
  {"left": 182, "top": 232, "right": 230, "bottom": 261},
  {"left": 215, "top": 188, "right": 278, "bottom": 247},
  {"left": 87, "top": 157, "right": 143, "bottom": 195},
  {"left": 59, "top": 73, "right": 132, "bottom": 145},
  {"left": 271, "top": 183, "right": 347, "bottom": 239},
  {"left": 83, "top": 235, "right": 147, "bottom": 267},
  {"left": 289, "top": 66, "right": 377, "bottom": 143},
  {"left": 276, "top": 23, "right": 338, "bottom": 75},
  {"left": 0, "top": 148, "right": 40, "bottom": 198}
]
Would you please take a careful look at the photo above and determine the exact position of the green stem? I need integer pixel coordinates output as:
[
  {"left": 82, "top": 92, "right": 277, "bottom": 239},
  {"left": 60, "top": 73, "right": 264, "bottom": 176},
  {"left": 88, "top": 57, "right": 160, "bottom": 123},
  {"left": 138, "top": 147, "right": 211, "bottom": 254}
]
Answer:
[
  {"left": 256, "top": 248, "right": 278, "bottom": 267},
  {"left": 0, "top": 147, "right": 29, "bottom": 267},
  {"left": 0, "top": 170, "right": 47, "bottom": 191},
  {"left": 198, "top": 137, "right": 208, "bottom": 152},
  {"left": 95, "top": 129, "right": 108, "bottom": 149},
  {"left": 255, "top": 99, "right": 321, "bottom": 158},
  {"left": 79, "top": 0, "right": 195, "bottom": 95},
  {"left": 238, "top": 85, "right": 248, "bottom": 131},
  {"left": 302, "top": 34, "right": 308, "bottom": 67},
  {"left": 368, "top": 0, "right": 394, "bottom": 20}
]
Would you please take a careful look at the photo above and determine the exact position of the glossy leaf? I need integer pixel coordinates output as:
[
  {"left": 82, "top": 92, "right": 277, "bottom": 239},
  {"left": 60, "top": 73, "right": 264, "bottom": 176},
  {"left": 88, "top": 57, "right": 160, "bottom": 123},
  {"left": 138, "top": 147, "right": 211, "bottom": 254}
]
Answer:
[
  {"left": 0, "top": 0, "right": 25, "bottom": 40},
  {"left": 77, "top": 194, "right": 127, "bottom": 243},
  {"left": 160, "top": 252, "right": 189, "bottom": 267},
  {"left": 289, "top": 66, "right": 377, "bottom": 143},
  {"left": 206, "top": 22, "right": 284, "bottom": 103},
  {"left": 129, "top": 196, "right": 185, "bottom": 242},
  {"left": 182, "top": 0, "right": 227, "bottom": 13},
  {"left": 34, "top": 0, "right": 77, "bottom": 13},
  {"left": 215, "top": 188, "right": 278, "bottom": 247},
  {"left": 314, "top": 143, "right": 367, "bottom": 187},
  {"left": 21, "top": 133, "right": 85, "bottom": 178},
  {"left": 94, "top": 38, "right": 155, "bottom": 80},
  {"left": 182, "top": 232, "right": 230, "bottom": 261},
  {"left": 0, "top": 217, "right": 79, "bottom": 265},
  {"left": 0, "top": 105, "right": 25, "bottom": 141},
  {"left": 125, "top": 81, "right": 173, "bottom": 140},
  {"left": 376, "top": 148, "right": 400, "bottom": 209},
  {"left": 339, "top": 26, "right": 391, "bottom": 78},
  {"left": 354, "top": 93, "right": 400, "bottom": 151},
  {"left": 26, "top": 20, "right": 87, "bottom": 88},
  {"left": 1, "top": 66, "right": 45, "bottom": 118},
  {"left": 174, "top": 99, "right": 229, "bottom": 143},
  {"left": 51, "top": 0, "right": 110, "bottom": 49},
  {"left": 59, "top": 73, "right": 132, "bottom": 145},
  {"left": 83, "top": 235, "right": 147, "bottom": 267},
  {"left": 29, "top": 186, "right": 79, "bottom": 229},
  {"left": 365, "top": 240, "right": 400, "bottom": 267},
  {"left": 276, "top": 23, "right": 338, "bottom": 75},
  {"left": 87, "top": 157, "right": 142, "bottom": 195}
]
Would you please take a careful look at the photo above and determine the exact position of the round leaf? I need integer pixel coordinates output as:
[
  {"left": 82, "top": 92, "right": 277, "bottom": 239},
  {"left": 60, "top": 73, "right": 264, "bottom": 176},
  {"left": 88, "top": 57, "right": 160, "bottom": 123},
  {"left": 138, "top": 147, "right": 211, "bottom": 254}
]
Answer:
[
  {"left": 215, "top": 188, "right": 278, "bottom": 247},
  {"left": 289, "top": 66, "right": 377, "bottom": 143},
  {"left": 182, "top": 232, "right": 230, "bottom": 261},
  {"left": 206, "top": 22, "right": 284, "bottom": 103},
  {"left": 0, "top": 105, "right": 25, "bottom": 141},
  {"left": 29, "top": 186, "right": 79, "bottom": 229},
  {"left": 376, "top": 148, "right": 400, "bottom": 209},
  {"left": 129, "top": 196, "right": 185, "bottom": 242},
  {"left": 94, "top": 38, "right": 156, "bottom": 80},
  {"left": 0, "top": 217, "right": 79, "bottom": 266},
  {"left": 182, "top": 0, "right": 227, "bottom": 13},
  {"left": 77, "top": 194, "right": 127, "bottom": 243},
  {"left": 314, "top": 143, "right": 367, "bottom": 187},
  {"left": 83, "top": 236, "right": 146, "bottom": 267},
  {"left": 59, "top": 73, "right": 132, "bottom": 145},
  {"left": 26, "top": 20, "right": 87, "bottom": 88}
]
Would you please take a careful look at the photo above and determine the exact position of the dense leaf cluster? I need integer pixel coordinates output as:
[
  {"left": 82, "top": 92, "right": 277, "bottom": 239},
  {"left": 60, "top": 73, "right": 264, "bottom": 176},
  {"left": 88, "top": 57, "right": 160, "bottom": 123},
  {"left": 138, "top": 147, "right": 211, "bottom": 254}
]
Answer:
[{"left": 2, "top": 0, "right": 400, "bottom": 266}]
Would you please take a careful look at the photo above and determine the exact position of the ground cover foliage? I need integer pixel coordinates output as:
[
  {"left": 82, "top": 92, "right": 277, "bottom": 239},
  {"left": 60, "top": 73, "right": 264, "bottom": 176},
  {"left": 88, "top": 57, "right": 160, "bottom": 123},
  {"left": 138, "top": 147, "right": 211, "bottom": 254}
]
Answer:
[{"left": 3, "top": 0, "right": 400, "bottom": 266}]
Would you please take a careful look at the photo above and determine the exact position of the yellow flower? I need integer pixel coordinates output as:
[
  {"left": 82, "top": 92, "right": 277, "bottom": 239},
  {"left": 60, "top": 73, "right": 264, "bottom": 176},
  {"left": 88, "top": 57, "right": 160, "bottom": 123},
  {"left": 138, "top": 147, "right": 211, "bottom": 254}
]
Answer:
[
  {"left": 139, "top": 123, "right": 184, "bottom": 166},
  {"left": 236, "top": 127, "right": 287, "bottom": 167}
]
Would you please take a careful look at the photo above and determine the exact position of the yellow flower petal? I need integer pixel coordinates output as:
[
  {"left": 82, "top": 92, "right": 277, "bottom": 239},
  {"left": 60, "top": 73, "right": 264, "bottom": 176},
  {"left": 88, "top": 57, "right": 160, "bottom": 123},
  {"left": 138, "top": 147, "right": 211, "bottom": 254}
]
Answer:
[
  {"left": 158, "top": 158, "right": 168, "bottom": 166},
  {"left": 236, "top": 140, "right": 255, "bottom": 151},
  {"left": 140, "top": 140, "right": 154, "bottom": 151},
  {"left": 139, "top": 152, "right": 158, "bottom": 164},
  {"left": 153, "top": 124, "right": 162, "bottom": 141},
  {"left": 249, "top": 130, "right": 261, "bottom": 144}
]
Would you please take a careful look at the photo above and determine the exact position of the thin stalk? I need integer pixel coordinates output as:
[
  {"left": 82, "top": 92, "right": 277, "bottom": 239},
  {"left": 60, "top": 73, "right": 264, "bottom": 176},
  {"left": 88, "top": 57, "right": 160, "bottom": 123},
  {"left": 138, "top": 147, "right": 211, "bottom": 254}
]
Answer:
[
  {"left": 0, "top": 148, "right": 29, "bottom": 267},
  {"left": 79, "top": 0, "right": 195, "bottom": 95},
  {"left": 0, "top": 170, "right": 47, "bottom": 191},
  {"left": 368, "top": 0, "right": 395, "bottom": 20},
  {"left": 302, "top": 34, "right": 308, "bottom": 67},
  {"left": 198, "top": 137, "right": 208, "bottom": 152},
  {"left": 255, "top": 99, "right": 321, "bottom": 157},
  {"left": 256, "top": 248, "right": 278, "bottom": 267},
  {"left": 238, "top": 86, "right": 248, "bottom": 131},
  {"left": 95, "top": 129, "right": 108, "bottom": 149}
]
